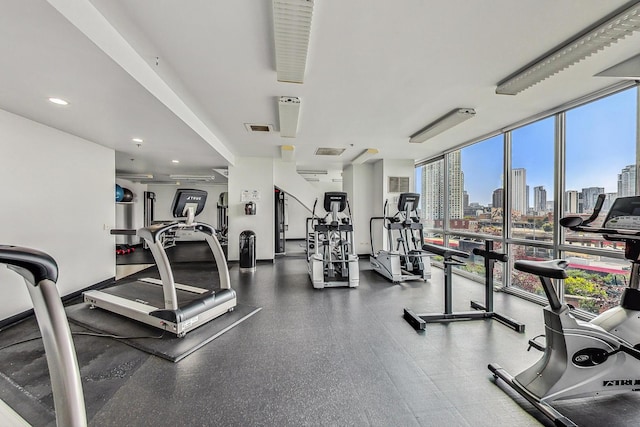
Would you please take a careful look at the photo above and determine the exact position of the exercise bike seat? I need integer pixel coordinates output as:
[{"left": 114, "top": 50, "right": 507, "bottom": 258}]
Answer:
[{"left": 514, "top": 259, "right": 568, "bottom": 280}]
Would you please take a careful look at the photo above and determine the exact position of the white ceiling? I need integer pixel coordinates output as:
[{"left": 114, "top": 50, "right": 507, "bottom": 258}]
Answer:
[{"left": 2, "top": 1, "right": 639, "bottom": 182}]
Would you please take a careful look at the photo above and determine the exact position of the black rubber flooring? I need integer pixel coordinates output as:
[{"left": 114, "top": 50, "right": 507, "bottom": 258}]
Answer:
[{"left": 1, "top": 254, "right": 640, "bottom": 426}]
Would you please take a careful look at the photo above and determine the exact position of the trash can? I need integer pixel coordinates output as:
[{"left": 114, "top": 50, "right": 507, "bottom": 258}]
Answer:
[{"left": 239, "top": 230, "right": 256, "bottom": 272}]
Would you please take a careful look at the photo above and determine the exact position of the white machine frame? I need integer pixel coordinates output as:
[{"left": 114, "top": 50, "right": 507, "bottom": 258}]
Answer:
[
  {"left": 370, "top": 193, "right": 431, "bottom": 283},
  {"left": 490, "top": 195, "right": 640, "bottom": 426},
  {"left": 306, "top": 192, "right": 359, "bottom": 289},
  {"left": 85, "top": 189, "right": 236, "bottom": 337}
]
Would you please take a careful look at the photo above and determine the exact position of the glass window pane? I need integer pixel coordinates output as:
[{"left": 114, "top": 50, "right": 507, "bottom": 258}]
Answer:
[
  {"left": 564, "top": 88, "right": 638, "bottom": 251},
  {"left": 509, "top": 243, "right": 554, "bottom": 297},
  {"left": 450, "top": 135, "right": 503, "bottom": 236},
  {"left": 511, "top": 117, "right": 555, "bottom": 242},
  {"left": 562, "top": 250, "right": 629, "bottom": 315}
]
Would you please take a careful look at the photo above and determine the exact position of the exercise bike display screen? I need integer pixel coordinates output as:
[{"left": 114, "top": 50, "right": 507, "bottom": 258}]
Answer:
[{"left": 603, "top": 196, "right": 640, "bottom": 231}]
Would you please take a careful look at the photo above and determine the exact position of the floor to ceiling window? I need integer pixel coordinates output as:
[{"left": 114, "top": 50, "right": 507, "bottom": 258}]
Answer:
[
  {"left": 561, "top": 88, "right": 638, "bottom": 313},
  {"left": 417, "top": 84, "right": 638, "bottom": 315}
]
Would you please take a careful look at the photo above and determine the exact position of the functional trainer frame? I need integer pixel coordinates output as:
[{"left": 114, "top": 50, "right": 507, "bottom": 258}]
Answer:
[{"left": 404, "top": 239, "right": 524, "bottom": 332}]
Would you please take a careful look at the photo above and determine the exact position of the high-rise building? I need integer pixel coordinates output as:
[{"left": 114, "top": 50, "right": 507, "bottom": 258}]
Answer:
[
  {"left": 448, "top": 151, "right": 464, "bottom": 219},
  {"left": 511, "top": 168, "right": 527, "bottom": 215},
  {"left": 421, "top": 151, "right": 464, "bottom": 222},
  {"left": 421, "top": 161, "right": 444, "bottom": 222},
  {"left": 581, "top": 187, "right": 605, "bottom": 213},
  {"left": 565, "top": 190, "right": 579, "bottom": 214},
  {"left": 492, "top": 188, "right": 503, "bottom": 209},
  {"left": 533, "top": 186, "right": 547, "bottom": 212},
  {"left": 618, "top": 164, "right": 636, "bottom": 197}
]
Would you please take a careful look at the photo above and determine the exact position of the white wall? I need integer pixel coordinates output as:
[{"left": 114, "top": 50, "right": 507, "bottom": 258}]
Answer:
[
  {"left": 0, "top": 109, "right": 115, "bottom": 319},
  {"left": 343, "top": 159, "right": 415, "bottom": 256},
  {"left": 227, "top": 157, "right": 274, "bottom": 261},
  {"left": 343, "top": 164, "right": 376, "bottom": 255}
]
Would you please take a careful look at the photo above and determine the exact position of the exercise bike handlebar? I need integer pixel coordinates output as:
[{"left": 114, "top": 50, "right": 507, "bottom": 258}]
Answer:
[{"left": 472, "top": 247, "right": 508, "bottom": 263}]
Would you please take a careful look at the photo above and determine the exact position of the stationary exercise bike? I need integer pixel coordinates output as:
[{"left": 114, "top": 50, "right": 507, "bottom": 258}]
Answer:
[{"left": 490, "top": 194, "right": 640, "bottom": 427}]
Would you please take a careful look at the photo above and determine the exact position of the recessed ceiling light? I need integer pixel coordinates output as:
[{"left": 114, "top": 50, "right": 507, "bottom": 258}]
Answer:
[
  {"left": 132, "top": 138, "right": 143, "bottom": 143},
  {"left": 48, "top": 97, "right": 69, "bottom": 105},
  {"left": 172, "top": 160, "right": 180, "bottom": 163}
]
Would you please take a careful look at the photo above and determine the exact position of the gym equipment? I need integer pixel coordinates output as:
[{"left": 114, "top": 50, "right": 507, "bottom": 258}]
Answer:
[
  {"left": 490, "top": 194, "right": 640, "bottom": 427},
  {"left": 0, "top": 245, "right": 86, "bottom": 427},
  {"left": 115, "top": 184, "right": 124, "bottom": 202},
  {"left": 275, "top": 188, "right": 285, "bottom": 254},
  {"left": 217, "top": 192, "right": 228, "bottom": 247},
  {"left": 121, "top": 188, "right": 133, "bottom": 202},
  {"left": 86, "top": 188, "right": 237, "bottom": 337},
  {"left": 369, "top": 192, "right": 431, "bottom": 283},
  {"left": 306, "top": 192, "right": 359, "bottom": 289},
  {"left": 404, "top": 239, "right": 524, "bottom": 332}
]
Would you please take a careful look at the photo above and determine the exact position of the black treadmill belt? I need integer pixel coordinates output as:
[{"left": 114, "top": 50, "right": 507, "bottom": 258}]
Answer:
[
  {"left": 65, "top": 302, "right": 261, "bottom": 362},
  {"left": 100, "top": 280, "right": 207, "bottom": 308}
]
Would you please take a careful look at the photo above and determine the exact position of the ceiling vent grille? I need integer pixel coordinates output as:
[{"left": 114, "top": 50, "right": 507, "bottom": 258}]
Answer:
[
  {"left": 315, "top": 147, "right": 345, "bottom": 156},
  {"left": 244, "top": 123, "right": 274, "bottom": 133},
  {"left": 388, "top": 177, "right": 410, "bottom": 193},
  {"left": 273, "top": 0, "right": 314, "bottom": 83}
]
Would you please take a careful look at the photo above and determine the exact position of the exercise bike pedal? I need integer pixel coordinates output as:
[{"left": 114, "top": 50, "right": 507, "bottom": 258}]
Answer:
[{"left": 527, "top": 335, "right": 545, "bottom": 352}]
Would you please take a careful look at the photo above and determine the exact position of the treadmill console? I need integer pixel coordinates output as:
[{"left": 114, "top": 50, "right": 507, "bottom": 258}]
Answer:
[{"left": 172, "top": 189, "right": 208, "bottom": 218}]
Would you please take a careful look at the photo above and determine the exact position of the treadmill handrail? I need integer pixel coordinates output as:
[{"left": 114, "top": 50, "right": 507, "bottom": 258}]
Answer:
[
  {"left": 0, "top": 245, "right": 86, "bottom": 427},
  {"left": 0, "top": 245, "right": 58, "bottom": 284},
  {"left": 137, "top": 220, "right": 231, "bottom": 310}
]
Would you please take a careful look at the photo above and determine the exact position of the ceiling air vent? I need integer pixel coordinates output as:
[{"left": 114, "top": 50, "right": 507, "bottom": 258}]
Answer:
[
  {"left": 245, "top": 123, "right": 274, "bottom": 133},
  {"left": 315, "top": 147, "right": 345, "bottom": 156}
]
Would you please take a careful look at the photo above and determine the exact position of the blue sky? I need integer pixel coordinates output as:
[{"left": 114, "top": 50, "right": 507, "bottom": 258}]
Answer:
[{"left": 417, "top": 88, "right": 638, "bottom": 206}]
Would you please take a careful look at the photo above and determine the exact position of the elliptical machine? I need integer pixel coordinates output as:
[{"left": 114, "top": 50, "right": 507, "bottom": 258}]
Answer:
[
  {"left": 306, "top": 192, "right": 359, "bottom": 289},
  {"left": 369, "top": 193, "right": 431, "bottom": 283},
  {"left": 490, "top": 194, "right": 640, "bottom": 427}
]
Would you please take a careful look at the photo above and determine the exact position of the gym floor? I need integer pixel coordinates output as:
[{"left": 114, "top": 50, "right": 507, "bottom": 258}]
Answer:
[{"left": 1, "top": 242, "right": 639, "bottom": 427}]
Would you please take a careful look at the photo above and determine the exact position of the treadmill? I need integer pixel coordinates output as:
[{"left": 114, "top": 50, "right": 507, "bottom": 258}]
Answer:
[{"left": 84, "top": 189, "right": 236, "bottom": 337}]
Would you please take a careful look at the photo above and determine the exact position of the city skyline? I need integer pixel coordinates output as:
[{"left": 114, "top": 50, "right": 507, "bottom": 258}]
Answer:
[{"left": 416, "top": 88, "right": 637, "bottom": 207}]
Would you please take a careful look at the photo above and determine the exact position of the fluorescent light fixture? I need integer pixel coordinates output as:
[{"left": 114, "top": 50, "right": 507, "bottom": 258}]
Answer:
[
  {"left": 278, "top": 97, "right": 301, "bottom": 137},
  {"left": 409, "top": 108, "right": 476, "bottom": 143},
  {"left": 116, "top": 173, "right": 154, "bottom": 181},
  {"left": 169, "top": 175, "right": 215, "bottom": 181},
  {"left": 297, "top": 169, "right": 328, "bottom": 175},
  {"left": 351, "top": 148, "right": 379, "bottom": 164},
  {"left": 172, "top": 160, "right": 180, "bottom": 163},
  {"left": 596, "top": 52, "right": 640, "bottom": 78},
  {"left": 304, "top": 177, "right": 320, "bottom": 182},
  {"left": 272, "top": 0, "right": 314, "bottom": 83},
  {"left": 48, "top": 97, "right": 69, "bottom": 105},
  {"left": 281, "top": 145, "right": 296, "bottom": 161},
  {"left": 496, "top": 2, "right": 640, "bottom": 95},
  {"left": 132, "top": 138, "right": 143, "bottom": 143}
]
